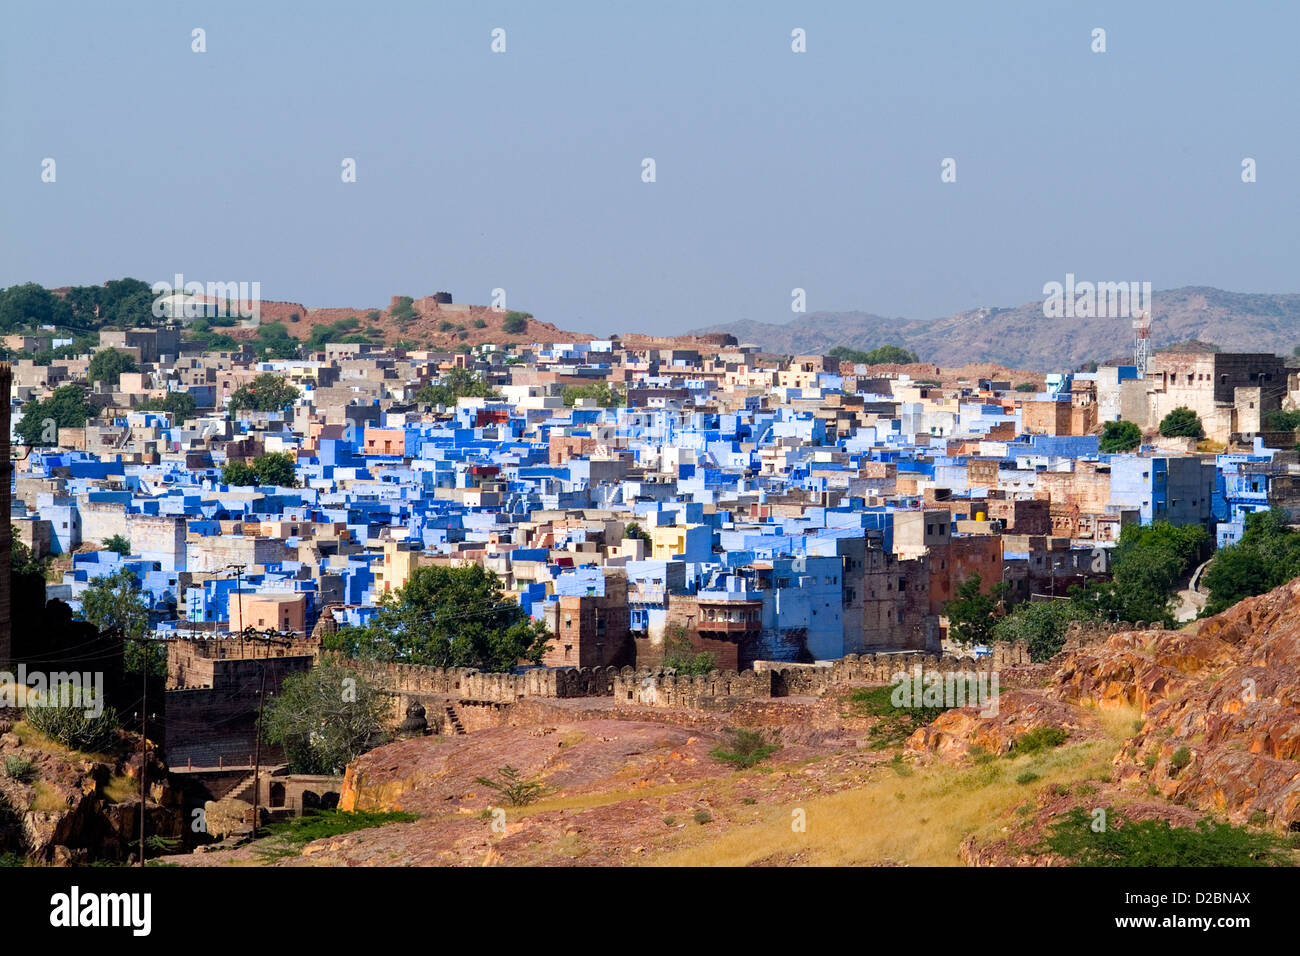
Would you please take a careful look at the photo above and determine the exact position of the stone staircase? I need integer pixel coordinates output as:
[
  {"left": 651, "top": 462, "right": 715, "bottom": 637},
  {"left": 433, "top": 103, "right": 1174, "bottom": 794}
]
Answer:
[{"left": 443, "top": 703, "right": 466, "bottom": 736}]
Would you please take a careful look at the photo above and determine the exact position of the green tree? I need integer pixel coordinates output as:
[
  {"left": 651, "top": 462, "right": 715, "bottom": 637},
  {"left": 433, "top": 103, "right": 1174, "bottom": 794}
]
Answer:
[
  {"left": 15, "top": 385, "right": 96, "bottom": 446},
  {"left": 1202, "top": 510, "right": 1300, "bottom": 615},
  {"left": 79, "top": 569, "right": 163, "bottom": 675},
  {"left": 137, "top": 391, "right": 198, "bottom": 421},
  {"left": 222, "top": 452, "right": 298, "bottom": 488},
  {"left": 10, "top": 530, "right": 44, "bottom": 577},
  {"left": 229, "top": 373, "right": 300, "bottom": 412},
  {"left": 324, "top": 565, "right": 550, "bottom": 671},
  {"left": 944, "top": 573, "right": 1005, "bottom": 646},
  {"left": 623, "top": 521, "right": 652, "bottom": 545},
  {"left": 416, "top": 367, "right": 498, "bottom": 405},
  {"left": 1159, "top": 406, "right": 1204, "bottom": 439},
  {"left": 502, "top": 311, "right": 531, "bottom": 335},
  {"left": 87, "top": 348, "right": 138, "bottom": 387},
  {"left": 1070, "top": 521, "right": 1208, "bottom": 625},
  {"left": 562, "top": 382, "right": 623, "bottom": 407},
  {"left": 1100, "top": 420, "right": 1142, "bottom": 453},
  {"left": 661, "top": 627, "right": 716, "bottom": 675},
  {"left": 261, "top": 664, "right": 389, "bottom": 775},
  {"left": 102, "top": 534, "right": 131, "bottom": 556},
  {"left": 252, "top": 321, "right": 300, "bottom": 360},
  {"left": 992, "top": 598, "right": 1090, "bottom": 662},
  {"left": 1263, "top": 409, "right": 1300, "bottom": 431},
  {"left": 0, "top": 282, "right": 69, "bottom": 332},
  {"left": 828, "top": 344, "right": 919, "bottom": 365}
]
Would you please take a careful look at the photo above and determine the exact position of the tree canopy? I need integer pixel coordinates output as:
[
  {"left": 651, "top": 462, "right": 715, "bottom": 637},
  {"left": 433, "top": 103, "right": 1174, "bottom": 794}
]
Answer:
[
  {"left": 229, "top": 373, "right": 300, "bottom": 412},
  {"left": 1202, "top": 510, "right": 1300, "bottom": 615},
  {"left": 16, "top": 385, "right": 96, "bottom": 446},
  {"left": 261, "top": 664, "right": 389, "bottom": 774},
  {"left": 0, "top": 278, "right": 157, "bottom": 334},
  {"left": 324, "top": 564, "right": 550, "bottom": 671},
  {"left": 944, "top": 573, "right": 1005, "bottom": 646},
  {"left": 502, "top": 311, "right": 531, "bottom": 334},
  {"left": 1100, "top": 420, "right": 1141, "bottom": 453},
  {"left": 829, "top": 344, "right": 919, "bottom": 366},
  {"left": 137, "top": 391, "right": 199, "bottom": 421},
  {"left": 562, "top": 382, "right": 623, "bottom": 407},
  {"left": 87, "top": 348, "right": 138, "bottom": 386},
  {"left": 416, "top": 367, "right": 498, "bottom": 405},
  {"left": 79, "top": 569, "right": 163, "bottom": 675},
  {"left": 222, "top": 452, "right": 298, "bottom": 488},
  {"left": 1159, "top": 406, "right": 1204, "bottom": 439}
]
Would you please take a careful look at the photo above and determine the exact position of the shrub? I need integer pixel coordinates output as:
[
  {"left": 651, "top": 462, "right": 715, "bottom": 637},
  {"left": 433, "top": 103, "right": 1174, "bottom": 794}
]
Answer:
[
  {"left": 1169, "top": 746, "right": 1192, "bottom": 773},
  {"left": 3, "top": 756, "right": 36, "bottom": 783},
  {"left": 1100, "top": 420, "right": 1142, "bottom": 453},
  {"left": 22, "top": 690, "right": 119, "bottom": 754},
  {"left": 847, "top": 684, "right": 953, "bottom": 749},
  {"left": 710, "top": 728, "right": 779, "bottom": 769},
  {"left": 262, "top": 809, "right": 417, "bottom": 850},
  {"left": 1007, "top": 727, "right": 1068, "bottom": 756},
  {"left": 473, "top": 319, "right": 487, "bottom": 329},
  {"left": 475, "top": 765, "right": 545, "bottom": 806},
  {"left": 1036, "top": 808, "right": 1292, "bottom": 866},
  {"left": 502, "top": 311, "right": 530, "bottom": 334},
  {"left": 390, "top": 297, "right": 417, "bottom": 322},
  {"left": 693, "top": 810, "right": 713, "bottom": 825},
  {"left": 1016, "top": 770, "right": 1041, "bottom": 785},
  {"left": 1159, "top": 406, "right": 1204, "bottom": 439}
]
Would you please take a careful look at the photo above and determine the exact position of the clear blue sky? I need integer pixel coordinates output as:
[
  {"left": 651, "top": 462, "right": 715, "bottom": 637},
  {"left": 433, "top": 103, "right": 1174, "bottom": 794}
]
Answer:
[{"left": 2, "top": 1, "right": 1296, "bottom": 336}]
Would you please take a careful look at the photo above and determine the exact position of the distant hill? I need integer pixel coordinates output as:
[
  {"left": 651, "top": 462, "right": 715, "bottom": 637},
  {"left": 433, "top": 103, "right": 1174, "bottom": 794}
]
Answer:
[{"left": 689, "top": 287, "right": 1300, "bottom": 371}]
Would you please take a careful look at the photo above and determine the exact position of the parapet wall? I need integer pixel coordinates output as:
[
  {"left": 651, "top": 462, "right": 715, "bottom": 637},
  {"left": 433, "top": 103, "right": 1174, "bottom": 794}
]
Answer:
[
  {"left": 342, "top": 659, "right": 617, "bottom": 704},
  {"left": 345, "top": 640, "right": 1032, "bottom": 713},
  {"left": 614, "top": 640, "right": 1032, "bottom": 707}
]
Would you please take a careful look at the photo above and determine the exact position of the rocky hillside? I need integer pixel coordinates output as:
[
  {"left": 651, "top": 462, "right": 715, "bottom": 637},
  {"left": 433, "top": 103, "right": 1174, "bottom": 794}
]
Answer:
[
  {"left": 0, "top": 711, "right": 182, "bottom": 864},
  {"left": 229, "top": 293, "right": 738, "bottom": 353},
  {"left": 691, "top": 287, "right": 1300, "bottom": 370},
  {"left": 906, "top": 576, "right": 1300, "bottom": 864}
]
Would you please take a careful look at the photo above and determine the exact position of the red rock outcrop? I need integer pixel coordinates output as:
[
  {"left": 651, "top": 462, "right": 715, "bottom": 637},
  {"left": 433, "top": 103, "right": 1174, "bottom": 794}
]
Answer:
[{"left": 1052, "top": 581, "right": 1300, "bottom": 829}]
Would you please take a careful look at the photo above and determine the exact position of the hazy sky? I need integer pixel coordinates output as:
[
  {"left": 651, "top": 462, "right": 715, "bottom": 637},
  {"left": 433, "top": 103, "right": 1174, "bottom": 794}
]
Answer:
[{"left": 2, "top": 1, "right": 1297, "bottom": 336}]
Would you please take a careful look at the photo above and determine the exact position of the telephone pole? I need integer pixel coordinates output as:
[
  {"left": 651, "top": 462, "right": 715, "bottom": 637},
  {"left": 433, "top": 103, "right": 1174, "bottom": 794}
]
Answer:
[
  {"left": 240, "top": 626, "right": 293, "bottom": 839},
  {"left": 129, "top": 631, "right": 170, "bottom": 867}
]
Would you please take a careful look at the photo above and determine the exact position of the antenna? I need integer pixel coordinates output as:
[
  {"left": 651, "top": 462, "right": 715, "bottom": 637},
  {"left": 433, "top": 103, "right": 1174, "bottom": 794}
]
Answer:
[{"left": 1132, "top": 308, "right": 1152, "bottom": 376}]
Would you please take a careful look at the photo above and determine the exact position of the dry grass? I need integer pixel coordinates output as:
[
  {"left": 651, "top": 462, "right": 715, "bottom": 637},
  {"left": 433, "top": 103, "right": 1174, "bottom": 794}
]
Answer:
[
  {"left": 29, "top": 781, "right": 68, "bottom": 812},
  {"left": 503, "top": 779, "right": 695, "bottom": 818},
  {"left": 652, "top": 703, "right": 1140, "bottom": 867},
  {"left": 9, "top": 719, "right": 114, "bottom": 762},
  {"left": 102, "top": 775, "right": 137, "bottom": 803}
]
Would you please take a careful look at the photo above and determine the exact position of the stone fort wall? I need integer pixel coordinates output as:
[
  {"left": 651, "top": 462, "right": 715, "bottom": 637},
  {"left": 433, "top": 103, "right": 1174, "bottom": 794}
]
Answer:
[{"left": 344, "top": 641, "right": 1032, "bottom": 716}]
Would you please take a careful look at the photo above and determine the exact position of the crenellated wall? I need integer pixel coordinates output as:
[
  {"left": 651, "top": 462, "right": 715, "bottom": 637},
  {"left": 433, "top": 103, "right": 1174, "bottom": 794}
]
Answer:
[{"left": 344, "top": 640, "right": 1033, "bottom": 716}]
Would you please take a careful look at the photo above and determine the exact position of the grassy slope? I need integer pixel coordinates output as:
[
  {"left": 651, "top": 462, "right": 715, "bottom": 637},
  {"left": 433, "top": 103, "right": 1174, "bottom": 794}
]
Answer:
[{"left": 651, "top": 704, "right": 1139, "bottom": 866}]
